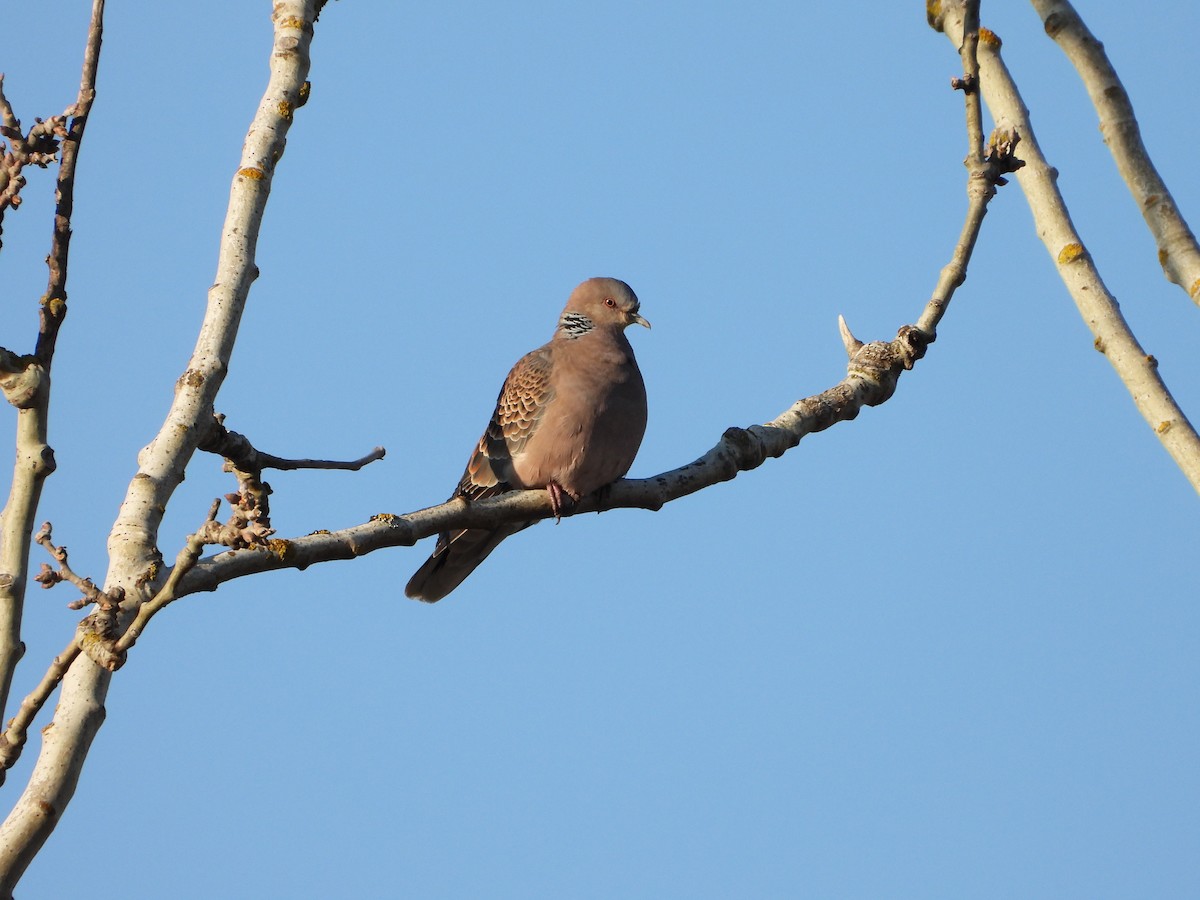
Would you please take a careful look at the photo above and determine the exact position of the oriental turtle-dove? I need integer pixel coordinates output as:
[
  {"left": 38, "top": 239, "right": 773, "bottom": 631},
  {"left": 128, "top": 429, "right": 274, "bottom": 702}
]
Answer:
[{"left": 405, "top": 277, "right": 650, "bottom": 602}]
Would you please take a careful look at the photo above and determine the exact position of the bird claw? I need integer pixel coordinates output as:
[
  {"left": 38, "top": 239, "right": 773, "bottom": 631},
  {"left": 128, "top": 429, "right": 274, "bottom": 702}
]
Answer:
[{"left": 546, "top": 481, "right": 574, "bottom": 523}]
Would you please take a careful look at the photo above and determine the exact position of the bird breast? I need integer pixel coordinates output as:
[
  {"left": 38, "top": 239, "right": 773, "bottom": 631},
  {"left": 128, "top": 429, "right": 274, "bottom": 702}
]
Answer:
[{"left": 511, "top": 334, "right": 647, "bottom": 499}]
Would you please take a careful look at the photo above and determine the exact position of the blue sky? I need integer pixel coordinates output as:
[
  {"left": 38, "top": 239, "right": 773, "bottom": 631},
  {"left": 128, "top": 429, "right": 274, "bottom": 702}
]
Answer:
[{"left": 2, "top": 2, "right": 1198, "bottom": 897}]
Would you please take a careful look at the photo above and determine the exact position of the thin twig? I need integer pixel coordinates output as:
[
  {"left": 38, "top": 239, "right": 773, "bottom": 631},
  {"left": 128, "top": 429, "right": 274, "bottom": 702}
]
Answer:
[
  {"left": 955, "top": 0, "right": 984, "bottom": 162},
  {"left": 37, "top": 0, "right": 105, "bottom": 365},
  {"left": 113, "top": 501, "right": 220, "bottom": 655},
  {"left": 199, "top": 415, "right": 385, "bottom": 471},
  {"left": 0, "top": 640, "right": 81, "bottom": 780},
  {"left": 32, "top": 522, "right": 104, "bottom": 608},
  {"left": 258, "top": 447, "right": 386, "bottom": 471},
  {"left": 919, "top": 0, "right": 1022, "bottom": 336}
]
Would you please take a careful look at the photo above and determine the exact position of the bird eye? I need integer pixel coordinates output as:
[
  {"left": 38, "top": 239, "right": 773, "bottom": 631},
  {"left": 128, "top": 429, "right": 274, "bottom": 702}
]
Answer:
[{"left": 604, "top": 297, "right": 617, "bottom": 308}]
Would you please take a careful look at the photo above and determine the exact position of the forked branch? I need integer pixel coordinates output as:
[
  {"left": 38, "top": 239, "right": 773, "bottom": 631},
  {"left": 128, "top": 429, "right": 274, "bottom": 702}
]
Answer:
[
  {"left": 930, "top": 0, "right": 1200, "bottom": 493},
  {"left": 0, "top": 3, "right": 1017, "bottom": 895},
  {"left": 0, "top": 3, "right": 320, "bottom": 893}
]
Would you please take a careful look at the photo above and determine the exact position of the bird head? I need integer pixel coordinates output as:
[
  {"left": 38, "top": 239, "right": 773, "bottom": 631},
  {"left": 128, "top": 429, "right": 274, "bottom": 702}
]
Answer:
[{"left": 561, "top": 277, "right": 651, "bottom": 334}]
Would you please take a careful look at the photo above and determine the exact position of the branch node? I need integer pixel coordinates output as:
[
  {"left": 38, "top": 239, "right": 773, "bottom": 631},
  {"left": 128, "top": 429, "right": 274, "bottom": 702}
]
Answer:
[
  {"left": 985, "top": 126, "right": 1025, "bottom": 177},
  {"left": 950, "top": 73, "right": 977, "bottom": 94},
  {"left": 76, "top": 632, "right": 126, "bottom": 672},
  {"left": 0, "top": 350, "right": 46, "bottom": 408},
  {"left": 721, "top": 426, "right": 767, "bottom": 473}
]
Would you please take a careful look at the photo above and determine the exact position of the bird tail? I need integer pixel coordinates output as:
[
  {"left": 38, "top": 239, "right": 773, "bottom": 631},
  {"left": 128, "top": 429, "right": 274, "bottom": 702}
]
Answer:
[{"left": 404, "top": 524, "right": 529, "bottom": 602}]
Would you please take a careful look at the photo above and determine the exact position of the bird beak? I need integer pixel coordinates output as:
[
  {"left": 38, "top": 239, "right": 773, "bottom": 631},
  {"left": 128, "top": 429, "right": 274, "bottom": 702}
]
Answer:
[{"left": 629, "top": 312, "right": 651, "bottom": 330}]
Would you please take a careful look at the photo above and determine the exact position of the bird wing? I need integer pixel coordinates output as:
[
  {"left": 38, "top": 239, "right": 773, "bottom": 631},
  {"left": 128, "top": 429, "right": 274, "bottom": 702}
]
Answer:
[
  {"left": 405, "top": 347, "right": 556, "bottom": 601},
  {"left": 456, "top": 345, "right": 555, "bottom": 501}
]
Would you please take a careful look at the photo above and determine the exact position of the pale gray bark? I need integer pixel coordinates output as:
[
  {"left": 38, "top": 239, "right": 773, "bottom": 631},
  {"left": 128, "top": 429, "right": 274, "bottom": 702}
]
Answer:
[
  {"left": 932, "top": 0, "right": 1200, "bottom": 493},
  {"left": 0, "top": 3, "right": 320, "bottom": 893},
  {"left": 0, "top": 1, "right": 1195, "bottom": 895},
  {"left": 1030, "top": 0, "right": 1200, "bottom": 304}
]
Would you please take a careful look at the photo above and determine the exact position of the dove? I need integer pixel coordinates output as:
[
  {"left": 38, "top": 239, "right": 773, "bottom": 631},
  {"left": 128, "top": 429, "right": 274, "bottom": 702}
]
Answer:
[{"left": 405, "top": 277, "right": 649, "bottom": 602}]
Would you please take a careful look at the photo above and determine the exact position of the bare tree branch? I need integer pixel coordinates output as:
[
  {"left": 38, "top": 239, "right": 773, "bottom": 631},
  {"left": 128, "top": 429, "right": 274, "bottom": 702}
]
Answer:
[
  {"left": 192, "top": 414, "right": 385, "bottom": 552},
  {"left": 171, "top": 11, "right": 1022, "bottom": 608},
  {"left": 921, "top": 0, "right": 1023, "bottom": 337},
  {"left": 0, "top": 3, "right": 318, "bottom": 892},
  {"left": 36, "top": 0, "right": 105, "bottom": 366},
  {"left": 0, "top": 2, "right": 1020, "bottom": 893},
  {"left": 0, "top": 640, "right": 79, "bottom": 775},
  {"left": 111, "top": 501, "right": 221, "bottom": 657},
  {"left": 0, "top": 388, "right": 53, "bottom": 727},
  {"left": 930, "top": 0, "right": 1200, "bottom": 494},
  {"left": 200, "top": 415, "right": 386, "bottom": 471},
  {"left": 0, "top": 0, "right": 103, "bottom": 748},
  {"left": 0, "top": 506, "right": 257, "bottom": 721},
  {"left": 1029, "top": 0, "right": 1200, "bottom": 305},
  {"left": 0, "top": 4, "right": 1017, "bottom": 801},
  {"left": 0, "top": 521, "right": 124, "bottom": 790}
]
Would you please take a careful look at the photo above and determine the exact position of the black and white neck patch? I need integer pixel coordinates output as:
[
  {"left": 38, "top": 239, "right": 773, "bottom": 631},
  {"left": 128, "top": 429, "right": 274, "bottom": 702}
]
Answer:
[{"left": 558, "top": 312, "right": 594, "bottom": 338}]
